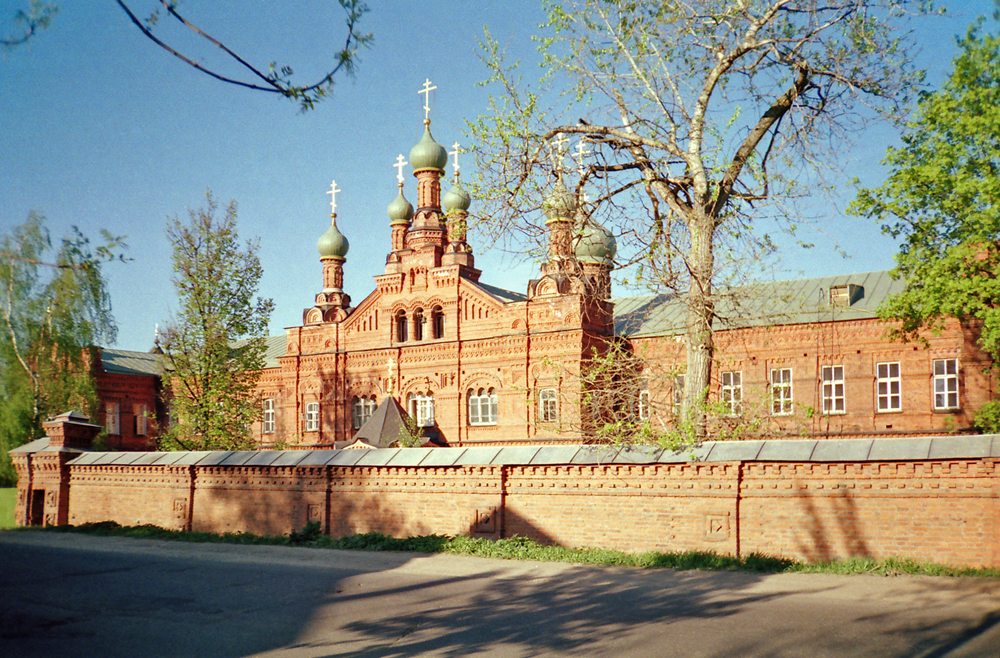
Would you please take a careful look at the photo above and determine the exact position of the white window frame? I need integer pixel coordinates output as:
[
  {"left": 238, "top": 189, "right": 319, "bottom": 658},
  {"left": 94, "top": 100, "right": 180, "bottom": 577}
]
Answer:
[
  {"left": 637, "top": 389, "right": 650, "bottom": 420},
  {"left": 876, "top": 362, "right": 902, "bottom": 412},
  {"left": 352, "top": 396, "right": 376, "bottom": 429},
  {"left": 134, "top": 403, "right": 148, "bottom": 436},
  {"left": 262, "top": 398, "right": 276, "bottom": 434},
  {"left": 304, "top": 402, "right": 320, "bottom": 432},
  {"left": 106, "top": 402, "right": 120, "bottom": 435},
  {"left": 821, "top": 365, "right": 845, "bottom": 415},
  {"left": 538, "top": 388, "right": 558, "bottom": 422},
  {"left": 771, "top": 368, "right": 793, "bottom": 415},
  {"left": 720, "top": 371, "right": 742, "bottom": 415},
  {"left": 468, "top": 388, "right": 498, "bottom": 426},
  {"left": 409, "top": 393, "right": 435, "bottom": 427},
  {"left": 933, "top": 358, "right": 959, "bottom": 410},
  {"left": 672, "top": 374, "right": 686, "bottom": 415}
]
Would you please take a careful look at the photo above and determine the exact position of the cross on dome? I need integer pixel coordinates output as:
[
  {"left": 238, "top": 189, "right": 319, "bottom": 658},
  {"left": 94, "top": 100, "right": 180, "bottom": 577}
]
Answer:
[
  {"left": 449, "top": 142, "right": 461, "bottom": 178},
  {"left": 394, "top": 154, "right": 408, "bottom": 184},
  {"left": 573, "top": 140, "right": 592, "bottom": 176},
  {"left": 419, "top": 78, "right": 437, "bottom": 121},
  {"left": 550, "top": 132, "right": 570, "bottom": 174},
  {"left": 326, "top": 179, "right": 341, "bottom": 215}
]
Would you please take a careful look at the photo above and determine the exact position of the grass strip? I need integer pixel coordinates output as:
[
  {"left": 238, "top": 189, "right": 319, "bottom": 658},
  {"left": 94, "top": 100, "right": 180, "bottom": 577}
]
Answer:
[{"left": 15, "top": 521, "right": 1000, "bottom": 578}]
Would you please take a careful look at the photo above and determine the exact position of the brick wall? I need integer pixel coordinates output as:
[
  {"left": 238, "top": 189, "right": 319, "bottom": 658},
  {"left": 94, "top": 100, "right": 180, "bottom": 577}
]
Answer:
[{"left": 16, "top": 440, "right": 1000, "bottom": 568}]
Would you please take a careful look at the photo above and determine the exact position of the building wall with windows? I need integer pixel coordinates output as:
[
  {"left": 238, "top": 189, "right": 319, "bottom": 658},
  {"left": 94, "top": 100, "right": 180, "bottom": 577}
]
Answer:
[
  {"left": 248, "top": 116, "right": 994, "bottom": 447},
  {"left": 92, "top": 348, "right": 164, "bottom": 451}
]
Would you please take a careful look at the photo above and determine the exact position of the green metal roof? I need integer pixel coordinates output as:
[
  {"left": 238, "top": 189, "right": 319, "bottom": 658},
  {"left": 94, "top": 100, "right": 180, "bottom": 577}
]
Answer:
[
  {"left": 613, "top": 270, "right": 906, "bottom": 338},
  {"left": 100, "top": 348, "right": 162, "bottom": 376}
]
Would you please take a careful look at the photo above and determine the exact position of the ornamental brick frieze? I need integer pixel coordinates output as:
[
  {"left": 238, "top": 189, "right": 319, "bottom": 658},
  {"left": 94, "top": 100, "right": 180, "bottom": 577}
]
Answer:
[
  {"left": 505, "top": 463, "right": 740, "bottom": 496},
  {"left": 329, "top": 465, "right": 502, "bottom": 492}
]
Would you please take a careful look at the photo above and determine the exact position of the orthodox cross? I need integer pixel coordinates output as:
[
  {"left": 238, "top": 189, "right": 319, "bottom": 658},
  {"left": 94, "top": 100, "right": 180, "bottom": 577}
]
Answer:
[
  {"left": 573, "top": 140, "right": 592, "bottom": 176},
  {"left": 394, "top": 154, "right": 407, "bottom": 184},
  {"left": 326, "top": 179, "right": 341, "bottom": 215},
  {"left": 550, "top": 132, "right": 570, "bottom": 173},
  {"left": 386, "top": 357, "right": 397, "bottom": 393},
  {"left": 449, "top": 142, "right": 461, "bottom": 178},
  {"left": 419, "top": 78, "right": 437, "bottom": 120}
]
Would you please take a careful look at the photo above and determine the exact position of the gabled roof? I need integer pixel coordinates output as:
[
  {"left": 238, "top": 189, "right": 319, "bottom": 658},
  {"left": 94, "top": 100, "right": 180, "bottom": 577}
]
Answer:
[
  {"left": 353, "top": 396, "right": 410, "bottom": 448},
  {"left": 99, "top": 348, "right": 162, "bottom": 376},
  {"left": 262, "top": 334, "right": 286, "bottom": 368},
  {"left": 474, "top": 280, "right": 527, "bottom": 303},
  {"left": 614, "top": 270, "right": 906, "bottom": 338}
]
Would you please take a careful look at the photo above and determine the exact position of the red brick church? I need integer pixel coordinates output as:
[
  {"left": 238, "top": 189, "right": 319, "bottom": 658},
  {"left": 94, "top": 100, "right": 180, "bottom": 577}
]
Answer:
[{"left": 88, "top": 100, "right": 995, "bottom": 450}]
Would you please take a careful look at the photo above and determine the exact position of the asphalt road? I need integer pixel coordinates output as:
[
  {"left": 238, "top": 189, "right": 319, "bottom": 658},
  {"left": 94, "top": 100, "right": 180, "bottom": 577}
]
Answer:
[{"left": 1, "top": 530, "right": 999, "bottom": 658}]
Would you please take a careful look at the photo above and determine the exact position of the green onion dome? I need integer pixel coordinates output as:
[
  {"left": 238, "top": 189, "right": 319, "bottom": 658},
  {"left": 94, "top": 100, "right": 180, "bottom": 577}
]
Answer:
[
  {"left": 443, "top": 181, "right": 472, "bottom": 213},
  {"left": 575, "top": 221, "right": 617, "bottom": 264},
  {"left": 387, "top": 188, "right": 414, "bottom": 224},
  {"left": 542, "top": 180, "right": 576, "bottom": 221},
  {"left": 317, "top": 219, "right": 349, "bottom": 259},
  {"left": 409, "top": 121, "right": 448, "bottom": 172}
]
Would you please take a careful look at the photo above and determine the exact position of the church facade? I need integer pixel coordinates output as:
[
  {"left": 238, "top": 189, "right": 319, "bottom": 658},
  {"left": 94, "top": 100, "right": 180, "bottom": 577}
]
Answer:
[{"left": 247, "top": 114, "right": 996, "bottom": 449}]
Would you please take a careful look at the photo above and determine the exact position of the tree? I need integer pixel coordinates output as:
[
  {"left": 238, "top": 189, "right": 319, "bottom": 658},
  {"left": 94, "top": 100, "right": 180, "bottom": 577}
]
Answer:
[
  {"left": 116, "top": 0, "right": 372, "bottom": 110},
  {"left": 0, "top": 213, "right": 124, "bottom": 486},
  {"left": 470, "top": 0, "right": 926, "bottom": 438},
  {"left": 1, "top": 1, "right": 56, "bottom": 48},
  {"left": 850, "top": 15, "right": 1000, "bottom": 428},
  {"left": 159, "top": 193, "right": 274, "bottom": 451}
]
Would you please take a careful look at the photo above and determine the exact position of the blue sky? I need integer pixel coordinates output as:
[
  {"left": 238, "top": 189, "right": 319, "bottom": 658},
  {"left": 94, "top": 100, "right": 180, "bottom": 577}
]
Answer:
[{"left": 1, "top": 1, "right": 992, "bottom": 350}]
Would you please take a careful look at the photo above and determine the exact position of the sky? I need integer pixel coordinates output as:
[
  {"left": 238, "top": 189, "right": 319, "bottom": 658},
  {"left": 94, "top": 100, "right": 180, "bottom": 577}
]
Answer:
[{"left": 1, "top": 0, "right": 994, "bottom": 351}]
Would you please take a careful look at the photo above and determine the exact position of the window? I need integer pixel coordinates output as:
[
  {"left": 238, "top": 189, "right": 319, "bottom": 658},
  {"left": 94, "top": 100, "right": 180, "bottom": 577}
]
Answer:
[
  {"left": 134, "top": 403, "right": 147, "bottom": 436},
  {"left": 821, "top": 365, "right": 845, "bottom": 414},
  {"left": 771, "top": 368, "right": 793, "bottom": 415},
  {"left": 637, "top": 389, "right": 650, "bottom": 420},
  {"left": 414, "top": 308, "right": 424, "bottom": 341},
  {"left": 432, "top": 305, "right": 445, "bottom": 339},
  {"left": 395, "top": 310, "right": 408, "bottom": 342},
  {"left": 352, "top": 396, "right": 376, "bottom": 429},
  {"left": 933, "top": 358, "right": 959, "bottom": 410},
  {"left": 106, "top": 402, "right": 120, "bottom": 435},
  {"left": 408, "top": 393, "right": 435, "bottom": 427},
  {"left": 538, "top": 388, "right": 558, "bottom": 422},
  {"left": 720, "top": 371, "right": 742, "bottom": 415},
  {"left": 672, "top": 374, "right": 686, "bottom": 414},
  {"left": 468, "top": 388, "right": 498, "bottom": 425},
  {"left": 876, "top": 362, "right": 901, "bottom": 412},
  {"left": 304, "top": 402, "right": 320, "bottom": 432},
  {"left": 262, "top": 399, "right": 275, "bottom": 434}
]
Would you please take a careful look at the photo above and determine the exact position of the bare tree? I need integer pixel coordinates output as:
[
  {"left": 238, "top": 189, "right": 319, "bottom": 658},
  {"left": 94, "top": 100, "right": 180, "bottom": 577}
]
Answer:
[{"left": 470, "top": 0, "right": 928, "bottom": 437}]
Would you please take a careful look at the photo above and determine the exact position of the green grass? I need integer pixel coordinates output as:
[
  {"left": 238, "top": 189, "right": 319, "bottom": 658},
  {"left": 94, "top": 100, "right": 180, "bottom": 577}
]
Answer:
[
  {"left": 19, "top": 520, "right": 1000, "bottom": 578},
  {"left": 0, "top": 489, "right": 16, "bottom": 529}
]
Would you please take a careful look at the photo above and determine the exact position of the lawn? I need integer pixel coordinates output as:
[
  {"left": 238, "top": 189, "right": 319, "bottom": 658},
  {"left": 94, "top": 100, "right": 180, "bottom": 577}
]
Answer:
[{"left": 0, "top": 488, "right": 16, "bottom": 528}]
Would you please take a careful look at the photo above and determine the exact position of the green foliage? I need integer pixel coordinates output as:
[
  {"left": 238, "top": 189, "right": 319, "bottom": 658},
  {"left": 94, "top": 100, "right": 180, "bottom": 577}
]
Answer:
[
  {"left": 851, "top": 18, "right": 1000, "bottom": 361},
  {"left": 288, "top": 520, "right": 322, "bottom": 545},
  {"left": 0, "top": 213, "right": 125, "bottom": 486},
  {"left": 30, "top": 523, "right": 1000, "bottom": 577},
  {"left": 974, "top": 400, "right": 1000, "bottom": 433},
  {"left": 0, "top": 488, "right": 16, "bottom": 528},
  {"left": 1, "top": 1, "right": 56, "bottom": 48},
  {"left": 394, "top": 412, "right": 424, "bottom": 448},
  {"left": 159, "top": 193, "right": 274, "bottom": 451},
  {"left": 470, "top": 0, "right": 929, "bottom": 437}
]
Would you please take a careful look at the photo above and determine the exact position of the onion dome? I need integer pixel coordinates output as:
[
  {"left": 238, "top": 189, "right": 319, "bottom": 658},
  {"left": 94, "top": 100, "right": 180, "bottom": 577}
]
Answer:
[
  {"left": 542, "top": 179, "right": 576, "bottom": 221},
  {"left": 443, "top": 180, "right": 472, "bottom": 213},
  {"left": 387, "top": 187, "right": 414, "bottom": 224},
  {"left": 575, "top": 221, "right": 617, "bottom": 264},
  {"left": 409, "top": 121, "right": 448, "bottom": 172},
  {"left": 317, "top": 218, "right": 350, "bottom": 259}
]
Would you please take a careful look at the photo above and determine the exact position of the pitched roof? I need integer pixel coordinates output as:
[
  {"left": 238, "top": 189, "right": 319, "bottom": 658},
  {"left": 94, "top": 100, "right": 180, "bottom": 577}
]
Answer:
[
  {"left": 352, "top": 396, "right": 411, "bottom": 448},
  {"left": 99, "top": 348, "right": 162, "bottom": 376},
  {"left": 474, "top": 280, "right": 528, "bottom": 303},
  {"left": 613, "top": 270, "right": 906, "bottom": 338}
]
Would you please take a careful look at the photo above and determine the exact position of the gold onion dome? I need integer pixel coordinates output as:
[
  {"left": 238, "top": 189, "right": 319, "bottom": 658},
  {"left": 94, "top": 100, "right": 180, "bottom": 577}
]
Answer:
[
  {"left": 409, "top": 121, "right": 448, "bottom": 172},
  {"left": 317, "top": 219, "right": 349, "bottom": 259},
  {"left": 575, "top": 221, "right": 617, "bottom": 264}
]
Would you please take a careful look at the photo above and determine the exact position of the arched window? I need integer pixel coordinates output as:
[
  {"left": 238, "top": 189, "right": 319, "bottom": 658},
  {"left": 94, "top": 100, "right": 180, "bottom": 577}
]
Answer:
[
  {"left": 468, "top": 387, "right": 498, "bottom": 425},
  {"left": 304, "top": 402, "right": 320, "bottom": 432},
  {"left": 407, "top": 392, "right": 435, "bottom": 427},
  {"left": 432, "top": 305, "right": 445, "bottom": 339},
  {"left": 352, "top": 396, "right": 377, "bottom": 429},
  {"left": 414, "top": 308, "right": 424, "bottom": 341},
  {"left": 538, "top": 389, "right": 558, "bottom": 422},
  {"left": 395, "top": 310, "right": 408, "bottom": 343},
  {"left": 262, "top": 399, "right": 276, "bottom": 434}
]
